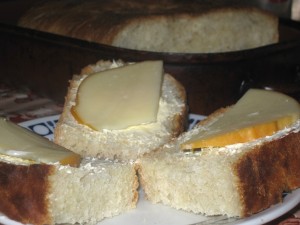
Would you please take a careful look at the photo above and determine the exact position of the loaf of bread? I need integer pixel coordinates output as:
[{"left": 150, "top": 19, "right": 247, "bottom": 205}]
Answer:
[
  {"left": 137, "top": 100, "right": 300, "bottom": 217},
  {"left": 18, "top": 0, "right": 278, "bottom": 53},
  {"left": 54, "top": 60, "right": 187, "bottom": 161}
]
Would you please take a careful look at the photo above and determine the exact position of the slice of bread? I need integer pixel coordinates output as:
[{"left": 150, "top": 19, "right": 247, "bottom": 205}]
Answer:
[
  {"left": 137, "top": 108, "right": 300, "bottom": 217},
  {"left": 18, "top": 0, "right": 278, "bottom": 53},
  {"left": 0, "top": 156, "right": 138, "bottom": 225},
  {"left": 54, "top": 60, "right": 187, "bottom": 161}
]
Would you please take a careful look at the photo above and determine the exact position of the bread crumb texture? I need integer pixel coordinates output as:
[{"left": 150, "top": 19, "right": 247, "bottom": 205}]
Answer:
[
  {"left": 113, "top": 9, "right": 278, "bottom": 53},
  {"left": 49, "top": 158, "right": 138, "bottom": 224}
]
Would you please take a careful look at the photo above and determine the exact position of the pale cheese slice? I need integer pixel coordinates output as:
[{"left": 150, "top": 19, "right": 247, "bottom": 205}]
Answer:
[
  {"left": 0, "top": 117, "right": 81, "bottom": 167},
  {"left": 72, "top": 61, "right": 163, "bottom": 130},
  {"left": 181, "top": 89, "right": 300, "bottom": 150}
]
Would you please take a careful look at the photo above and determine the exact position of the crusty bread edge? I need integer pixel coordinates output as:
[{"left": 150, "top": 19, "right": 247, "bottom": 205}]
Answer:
[
  {"left": 234, "top": 130, "right": 300, "bottom": 217},
  {"left": 0, "top": 162, "right": 55, "bottom": 225},
  {"left": 164, "top": 73, "right": 188, "bottom": 137}
]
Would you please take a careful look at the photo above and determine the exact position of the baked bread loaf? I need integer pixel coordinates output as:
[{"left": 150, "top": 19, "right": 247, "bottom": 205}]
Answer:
[
  {"left": 0, "top": 118, "right": 138, "bottom": 225},
  {"left": 137, "top": 95, "right": 300, "bottom": 217},
  {"left": 54, "top": 60, "right": 187, "bottom": 161},
  {"left": 18, "top": 0, "right": 278, "bottom": 53}
]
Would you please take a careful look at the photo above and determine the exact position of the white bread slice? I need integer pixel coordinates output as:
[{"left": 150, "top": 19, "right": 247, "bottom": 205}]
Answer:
[
  {"left": 137, "top": 108, "right": 300, "bottom": 218},
  {"left": 0, "top": 156, "right": 138, "bottom": 225},
  {"left": 54, "top": 60, "right": 187, "bottom": 161},
  {"left": 18, "top": 0, "right": 278, "bottom": 53}
]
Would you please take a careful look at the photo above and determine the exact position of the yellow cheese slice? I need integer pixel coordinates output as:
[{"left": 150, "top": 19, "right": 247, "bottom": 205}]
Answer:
[
  {"left": 72, "top": 61, "right": 163, "bottom": 130},
  {"left": 181, "top": 89, "right": 300, "bottom": 150},
  {"left": 0, "top": 117, "right": 81, "bottom": 167}
]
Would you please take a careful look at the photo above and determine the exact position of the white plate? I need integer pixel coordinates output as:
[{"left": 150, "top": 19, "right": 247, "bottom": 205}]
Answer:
[{"left": 0, "top": 114, "right": 299, "bottom": 225}]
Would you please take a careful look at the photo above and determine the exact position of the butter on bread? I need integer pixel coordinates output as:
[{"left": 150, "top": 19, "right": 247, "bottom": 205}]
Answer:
[
  {"left": 18, "top": 0, "right": 278, "bottom": 53},
  {"left": 54, "top": 60, "right": 187, "bottom": 161},
  {"left": 137, "top": 90, "right": 300, "bottom": 218},
  {"left": 0, "top": 119, "right": 138, "bottom": 225}
]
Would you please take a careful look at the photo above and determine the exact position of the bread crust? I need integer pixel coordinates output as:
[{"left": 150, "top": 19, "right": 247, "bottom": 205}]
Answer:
[
  {"left": 0, "top": 161, "right": 55, "bottom": 225},
  {"left": 235, "top": 131, "right": 300, "bottom": 217},
  {"left": 164, "top": 74, "right": 188, "bottom": 136}
]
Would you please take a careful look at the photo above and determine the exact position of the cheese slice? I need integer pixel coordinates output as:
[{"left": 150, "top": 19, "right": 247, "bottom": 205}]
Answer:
[
  {"left": 0, "top": 117, "right": 81, "bottom": 167},
  {"left": 71, "top": 61, "right": 163, "bottom": 130},
  {"left": 181, "top": 89, "right": 300, "bottom": 150}
]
